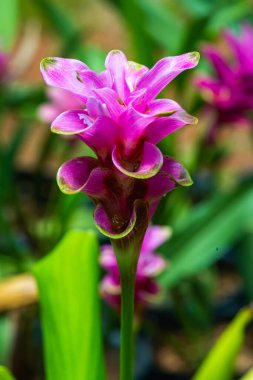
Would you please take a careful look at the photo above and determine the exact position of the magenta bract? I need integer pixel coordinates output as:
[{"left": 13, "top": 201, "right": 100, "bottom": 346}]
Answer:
[
  {"left": 100, "top": 225, "right": 170, "bottom": 309},
  {"left": 40, "top": 50, "right": 199, "bottom": 237},
  {"left": 196, "top": 25, "right": 253, "bottom": 139}
]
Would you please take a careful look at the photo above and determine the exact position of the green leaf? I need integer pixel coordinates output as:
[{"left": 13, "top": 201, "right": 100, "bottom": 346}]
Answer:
[
  {"left": 159, "top": 182, "right": 253, "bottom": 288},
  {"left": 0, "top": 367, "right": 15, "bottom": 380},
  {"left": 0, "top": 0, "right": 18, "bottom": 50},
  {"left": 206, "top": 0, "right": 252, "bottom": 35},
  {"left": 138, "top": 0, "right": 183, "bottom": 54},
  {"left": 33, "top": 230, "right": 105, "bottom": 380},
  {"left": 240, "top": 367, "right": 253, "bottom": 380},
  {"left": 0, "top": 316, "right": 14, "bottom": 363},
  {"left": 193, "top": 308, "right": 253, "bottom": 380}
]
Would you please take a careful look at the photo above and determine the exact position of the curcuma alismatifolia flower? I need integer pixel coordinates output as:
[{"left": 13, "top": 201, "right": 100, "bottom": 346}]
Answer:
[
  {"left": 196, "top": 24, "right": 253, "bottom": 140},
  {"left": 100, "top": 225, "right": 170, "bottom": 309},
  {"left": 40, "top": 50, "right": 199, "bottom": 238}
]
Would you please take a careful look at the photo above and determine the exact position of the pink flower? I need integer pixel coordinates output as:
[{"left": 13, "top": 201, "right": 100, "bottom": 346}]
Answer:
[
  {"left": 100, "top": 225, "right": 170, "bottom": 310},
  {"left": 40, "top": 50, "right": 199, "bottom": 237},
  {"left": 38, "top": 87, "right": 84, "bottom": 124},
  {"left": 196, "top": 25, "right": 253, "bottom": 140}
]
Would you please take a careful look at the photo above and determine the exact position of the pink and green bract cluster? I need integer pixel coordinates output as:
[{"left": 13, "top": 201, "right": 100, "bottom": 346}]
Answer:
[
  {"left": 40, "top": 50, "right": 199, "bottom": 238},
  {"left": 196, "top": 24, "right": 253, "bottom": 140},
  {"left": 100, "top": 226, "right": 170, "bottom": 310}
]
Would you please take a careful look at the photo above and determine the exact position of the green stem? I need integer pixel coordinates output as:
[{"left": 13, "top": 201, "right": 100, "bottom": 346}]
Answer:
[
  {"left": 111, "top": 200, "right": 149, "bottom": 380},
  {"left": 120, "top": 269, "right": 136, "bottom": 380}
]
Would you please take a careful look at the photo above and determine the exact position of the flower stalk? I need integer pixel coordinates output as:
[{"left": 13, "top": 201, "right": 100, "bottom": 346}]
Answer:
[
  {"left": 118, "top": 255, "right": 137, "bottom": 380},
  {"left": 111, "top": 200, "right": 149, "bottom": 380}
]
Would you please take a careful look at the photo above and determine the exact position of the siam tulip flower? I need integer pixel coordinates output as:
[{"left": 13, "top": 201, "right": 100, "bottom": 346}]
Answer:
[
  {"left": 100, "top": 225, "right": 171, "bottom": 311},
  {"left": 196, "top": 24, "right": 253, "bottom": 141},
  {"left": 40, "top": 50, "right": 199, "bottom": 380},
  {"left": 38, "top": 87, "right": 84, "bottom": 124},
  {"left": 40, "top": 50, "right": 199, "bottom": 239}
]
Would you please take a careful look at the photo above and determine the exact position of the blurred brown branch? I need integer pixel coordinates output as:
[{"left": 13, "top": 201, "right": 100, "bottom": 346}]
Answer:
[{"left": 0, "top": 274, "right": 38, "bottom": 312}]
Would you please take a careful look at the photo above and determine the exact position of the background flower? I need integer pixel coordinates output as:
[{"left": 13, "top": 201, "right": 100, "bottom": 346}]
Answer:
[
  {"left": 38, "top": 87, "right": 84, "bottom": 124},
  {"left": 100, "top": 225, "right": 171, "bottom": 310},
  {"left": 196, "top": 24, "right": 253, "bottom": 141}
]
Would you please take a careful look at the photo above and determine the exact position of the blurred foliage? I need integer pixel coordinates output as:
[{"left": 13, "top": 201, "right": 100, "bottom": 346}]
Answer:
[
  {"left": 158, "top": 179, "right": 253, "bottom": 288},
  {"left": 0, "top": 317, "right": 13, "bottom": 365},
  {"left": 0, "top": 0, "right": 18, "bottom": 51}
]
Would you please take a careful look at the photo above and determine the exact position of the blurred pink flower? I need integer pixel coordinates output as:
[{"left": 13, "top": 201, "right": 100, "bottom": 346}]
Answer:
[
  {"left": 0, "top": 49, "right": 9, "bottom": 84},
  {"left": 196, "top": 24, "right": 253, "bottom": 141},
  {"left": 38, "top": 87, "right": 83, "bottom": 124},
  {"left": 100, "top": 225, "right": 171, "bottom": 310},
  {"left": 40, "top": 50, "right": 198, "bottom": 237}
]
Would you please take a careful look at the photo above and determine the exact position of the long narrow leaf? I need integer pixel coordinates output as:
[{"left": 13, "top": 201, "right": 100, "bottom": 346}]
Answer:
[
  {"left": 159, "top": 183, "right": 253, "bottom": 288},
  {"left": 0, "top": 367, "right": 15, "bottom": 380},
  {"left": 193, "top": 308, "right": 253, "bottom": 380},
  {"left": 240, "top": 367, "right": 253, "bottom": 380},
  {"left": 33, "top": 230, "right": 105, "bottom": 380},
  {"left": 0, "top": 0, "right": 18, "bottom": 50}
]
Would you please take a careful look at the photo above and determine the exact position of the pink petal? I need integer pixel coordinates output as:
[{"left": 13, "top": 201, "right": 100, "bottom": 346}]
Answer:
[
  {"left": 224, "top": 26, "right": 253, "bottom": 69},
  {"left": 137, "top": 280, "right": 161, "bottom": 304},
  {"left": 47, "top": 87, "right": 84, "bottom": 109},
  {"left": 40, "top": 57, "right": 89, "bottom": 99},
  {"left": 86, "top": 97, "right": 109, "bottom": 118},
  {"left": 147, "top": 99, "right": 182, "bottom": 115},
  {"left": 38, "top": 104, "right": 62, "bottom": 124},
  {"left": 145, "top": 160, "right": 178, "bottom": 201},
  {"left": 118, "top": 107, "right": 156, "bottom": 152},
  {"left": 163, "top": 156, "right": 193, "bottom": 186},
  {"left": 94, "top": 202, "right": 138, "bottom": 239},
  {"left": 137, "top": 52, "right": 200, "bottom": 101},
  {"left": 146, "top": 110, "right": 198, "bottom": 144},
  {"left": 92, "top": 87, "right": 123, "bottom": 120},
  {"left": 78, "top": 69, "right": 107, "bottom": 91},
  {"left": 100, "top": 245, "right": 118, "bottom": 271},
  {"left": 53, "top": 111, "right": 119, "bottom": 159},
  {"left": 127, "top": 88, "right": 147, "bottom": 112},
  {"left": 125, "top": 61, "right": 148, "bottom": 92},
  {"left": 82, "top": 167, "right": 112, "bottom": 199},
  {"left": 105, "top": 50, "right": 130, "bottom": 101},
  {"left": 112, "top": 142, "right": 163, "bottom": 179},
  {"left": 79, "top": 116, "right": 119, "bottom": 160},
  {"left": 141, "top": 225, "right": 172, "bottom": 253},
  {"left": 56, "top": 156, "right": 98, "bottom": 194},
  {"left": 203, "top": 47, "right": 233, "bottom": 82},
  {"left": 100, "top": 275, "right": 121, "bottom": 295},
  {"left": 51, "top": 110, "right": 91, "bottom": 135},
  {"left": 138, "top": 253, "right": 167, "bottom": 277}
]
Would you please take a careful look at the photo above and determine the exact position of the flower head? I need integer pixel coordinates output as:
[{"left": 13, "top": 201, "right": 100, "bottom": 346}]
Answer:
[
  {"left": 100, "top": 225, "right": 171, "bottom": 310},
  {"left": 196, "top": 24, "right": 253, "bottom": 140},
  {"left": 40, "top": 50, "right": 199, "bottom": 237}
]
